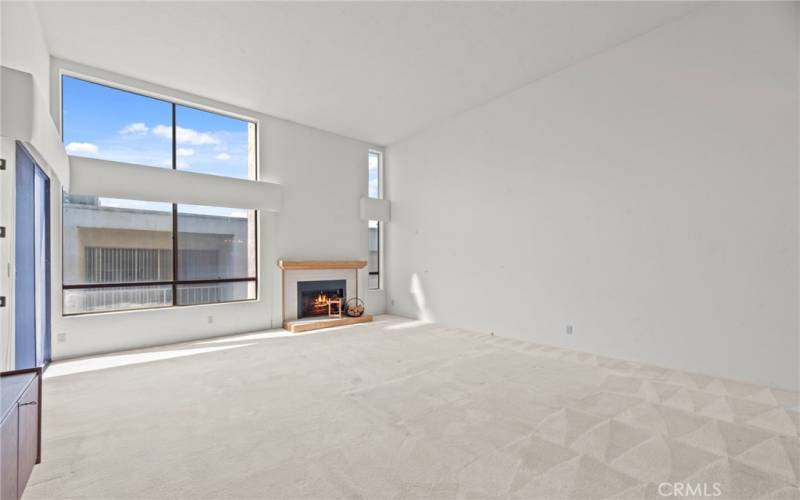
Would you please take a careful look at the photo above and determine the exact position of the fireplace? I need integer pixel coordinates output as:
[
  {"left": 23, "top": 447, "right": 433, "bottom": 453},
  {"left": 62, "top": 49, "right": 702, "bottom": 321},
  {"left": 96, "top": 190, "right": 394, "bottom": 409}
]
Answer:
[{"left": 297, "top": 280, "right": 346, "bottom": 319}]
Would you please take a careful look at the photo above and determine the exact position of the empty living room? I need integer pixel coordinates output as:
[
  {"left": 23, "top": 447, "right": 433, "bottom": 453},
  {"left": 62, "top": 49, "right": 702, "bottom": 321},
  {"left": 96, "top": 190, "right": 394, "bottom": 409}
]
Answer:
[{"left": 1, "top": 1, "right": 798, "bottom": 499}]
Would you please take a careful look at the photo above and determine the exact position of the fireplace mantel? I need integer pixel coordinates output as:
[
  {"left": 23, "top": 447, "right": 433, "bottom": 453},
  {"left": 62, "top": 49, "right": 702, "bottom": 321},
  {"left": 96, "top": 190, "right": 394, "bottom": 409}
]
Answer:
[{"left": 277, "top": 260, "right": 367, "bottom": 270}]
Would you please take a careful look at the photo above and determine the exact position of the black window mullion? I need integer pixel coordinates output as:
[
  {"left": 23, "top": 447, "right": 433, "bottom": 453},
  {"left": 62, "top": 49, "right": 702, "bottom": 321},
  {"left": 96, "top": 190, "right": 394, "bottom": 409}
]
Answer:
[
  {"left": 172, "top": 204, "right": 177, "bottom": 305},
  {"left": 171, "top": 103, "right": 178, "bottom": 306},
  {"left": 62, "top": 277, "right": 256, "bottom": 290}
]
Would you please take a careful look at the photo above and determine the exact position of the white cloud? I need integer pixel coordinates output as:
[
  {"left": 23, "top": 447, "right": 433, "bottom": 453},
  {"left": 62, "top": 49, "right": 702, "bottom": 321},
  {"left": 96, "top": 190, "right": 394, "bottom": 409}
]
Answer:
[
  {"left": 215, "top": 152, "right": 231, "bottom": 161},
  {"left": 152, "top": 125, "right": 219, "bottom": 145},
  {"left": 177, "top": 148, "right": 194, "bottom": 157},
  {"left": 151, "top": 125, "right": 173, "bottom": 140},
  {"left": 65, "top": 142, "right": 99, "bottom": 154},
  {"left": 120, "top": 122, "right": 149, "bottom": 135}
]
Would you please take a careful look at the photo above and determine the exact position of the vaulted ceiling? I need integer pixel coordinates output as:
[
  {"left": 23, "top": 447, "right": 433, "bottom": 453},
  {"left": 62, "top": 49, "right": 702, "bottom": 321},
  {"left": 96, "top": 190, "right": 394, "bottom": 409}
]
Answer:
[{"left": 35, "top": 2, "right": 701, "bottom": 145}]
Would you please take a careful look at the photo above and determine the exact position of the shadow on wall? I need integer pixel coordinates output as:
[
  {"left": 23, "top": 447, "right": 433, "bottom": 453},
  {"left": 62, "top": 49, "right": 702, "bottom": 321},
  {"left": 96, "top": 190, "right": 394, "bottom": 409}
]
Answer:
[{"left": 410, "top": 272, "right": 435, "bottom": 322}]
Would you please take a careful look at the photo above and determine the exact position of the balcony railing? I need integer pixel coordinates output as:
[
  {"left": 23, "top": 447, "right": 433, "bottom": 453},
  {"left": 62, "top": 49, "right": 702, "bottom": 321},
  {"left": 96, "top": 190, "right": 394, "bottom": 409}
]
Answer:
[{"left": 64, "top": 283, "right": 238, "bottom": 314}]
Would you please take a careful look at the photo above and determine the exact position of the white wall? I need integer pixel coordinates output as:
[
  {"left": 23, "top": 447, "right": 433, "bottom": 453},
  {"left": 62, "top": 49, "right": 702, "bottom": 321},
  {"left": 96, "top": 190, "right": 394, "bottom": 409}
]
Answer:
[
  {"left": 0, "top": 1, "right": 53, "bottom": 370},
  {"left": 385, "top": 3, "right": 799, "bottom": 390},
  {"left": 1, "top": 1, "right": 50, "bottom": 97},
  {"left": 261, "top": 117, "right": 387, "bottom": 320},
  {"left": 46, "top": 59, "right": 385, "bottom": 359}
]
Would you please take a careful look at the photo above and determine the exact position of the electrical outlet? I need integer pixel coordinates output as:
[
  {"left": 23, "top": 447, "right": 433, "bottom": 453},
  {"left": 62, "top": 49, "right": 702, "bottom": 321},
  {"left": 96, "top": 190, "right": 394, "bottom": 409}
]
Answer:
[
  {"left": 57, "top": 332, "right": 67, "bottom": 343},
  {"left": 207, "top": 315, "right": 214, "bottom": 324},
  {"left": 566, "top": 325, "right": 573, "bottom": 335}
]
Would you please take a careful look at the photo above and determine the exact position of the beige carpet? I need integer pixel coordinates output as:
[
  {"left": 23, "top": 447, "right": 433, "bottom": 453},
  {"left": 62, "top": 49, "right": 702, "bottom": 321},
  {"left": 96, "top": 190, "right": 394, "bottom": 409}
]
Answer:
[{"left": 25, "top": 315, "right": 799, "bottom": 499}]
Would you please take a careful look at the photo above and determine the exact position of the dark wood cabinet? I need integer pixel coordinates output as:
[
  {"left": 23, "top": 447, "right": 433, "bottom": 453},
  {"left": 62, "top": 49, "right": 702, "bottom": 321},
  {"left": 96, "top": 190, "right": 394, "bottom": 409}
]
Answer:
[
  {"left": 0, "top": 368, "right": 41, "bottom": 500},
  {"left": 1, "top": 410, "right": 18, "bottom": 500}
]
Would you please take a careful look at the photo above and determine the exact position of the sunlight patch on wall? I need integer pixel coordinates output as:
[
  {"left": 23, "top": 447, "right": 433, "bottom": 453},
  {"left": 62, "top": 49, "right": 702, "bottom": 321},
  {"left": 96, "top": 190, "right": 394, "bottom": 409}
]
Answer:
[{"left": 410, "top": 272, "right": 434, "bottom": 322}]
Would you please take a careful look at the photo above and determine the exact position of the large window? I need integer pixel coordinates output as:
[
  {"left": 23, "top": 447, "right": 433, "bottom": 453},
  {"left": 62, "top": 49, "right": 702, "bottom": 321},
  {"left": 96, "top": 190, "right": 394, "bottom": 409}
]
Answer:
[
  {"left": 62, "top": 196, "right": 257, "bottom": 315},
  {"left": 62, "top": 76, "right": 256, "bottom": 177},
  {"left": 61, "top": 75, "right": 258, "bottom": 315},
  {"left": 368, "top": 150, "right": 382, "bottom": 290}
]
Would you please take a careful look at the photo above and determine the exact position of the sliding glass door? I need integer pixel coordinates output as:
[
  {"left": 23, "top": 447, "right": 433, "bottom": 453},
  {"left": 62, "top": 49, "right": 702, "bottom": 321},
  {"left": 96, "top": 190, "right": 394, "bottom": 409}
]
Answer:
[{"left": 15, "top": 143, "right": 51, "bottom": 368}]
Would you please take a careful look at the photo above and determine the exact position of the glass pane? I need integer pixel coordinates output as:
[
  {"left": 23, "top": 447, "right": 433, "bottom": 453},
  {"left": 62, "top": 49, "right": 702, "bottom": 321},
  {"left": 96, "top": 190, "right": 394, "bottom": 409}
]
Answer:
[
  {"left": 15, "top": 144, "right": 36, "bottom": 368},
  {"left": 368, "top": 151, "right": 380, "bottom": 199},
  {"left": 368, "top": 220, "right": 379, "bottom": 290},
  {"left": 62, "top": 196, "right": 173, "bottom": 285},
  {"left": 177, "top": 204, "right": 256, "bottom": 280},
  {"left": 62, "top": 76, "right": 172, "bottom": 168},
  {"left": 175, "top": 105, "right": 256, "bottom": 179},
  {"left": 64, "top": 285, "right": 173, "bottom": 315},
  {"left": 177, "top": 281, "right": 255, "bottom": 306}
]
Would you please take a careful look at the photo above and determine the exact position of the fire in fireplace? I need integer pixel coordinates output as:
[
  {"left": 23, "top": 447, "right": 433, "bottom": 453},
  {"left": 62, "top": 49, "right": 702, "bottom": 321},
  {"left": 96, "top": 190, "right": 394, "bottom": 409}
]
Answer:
[{"left": 297, "top": 280, "right": 346, "bottom": 318}]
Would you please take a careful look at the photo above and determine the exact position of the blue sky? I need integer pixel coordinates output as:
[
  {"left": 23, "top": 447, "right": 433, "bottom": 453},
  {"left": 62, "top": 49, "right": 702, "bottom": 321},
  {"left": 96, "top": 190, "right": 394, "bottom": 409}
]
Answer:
[
  {"left": 62, "top": 76, "right": 252, "bottom": 217},
  {"left": 368, "top": 150, "right": 379, "bottom": 199}
]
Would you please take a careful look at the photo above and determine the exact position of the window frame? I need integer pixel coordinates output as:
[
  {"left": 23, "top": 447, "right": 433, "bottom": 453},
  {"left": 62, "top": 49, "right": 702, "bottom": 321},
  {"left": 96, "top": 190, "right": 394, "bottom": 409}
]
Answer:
[{"left": 59, "top": 73, "right": 260, "bottom": 316}]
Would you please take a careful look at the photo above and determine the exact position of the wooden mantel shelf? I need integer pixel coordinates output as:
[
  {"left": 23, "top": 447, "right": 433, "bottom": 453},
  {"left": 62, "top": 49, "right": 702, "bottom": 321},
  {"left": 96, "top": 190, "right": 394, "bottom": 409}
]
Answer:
[{"left": 278, "top": 260, "right": 367, "bottom": 270}]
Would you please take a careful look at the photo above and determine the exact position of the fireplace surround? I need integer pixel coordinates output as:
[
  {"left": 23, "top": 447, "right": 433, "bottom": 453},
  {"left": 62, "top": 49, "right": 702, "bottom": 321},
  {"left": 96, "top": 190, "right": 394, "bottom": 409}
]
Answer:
[{"left": 278, "top": 260, "right": 372, "bottom": 332}]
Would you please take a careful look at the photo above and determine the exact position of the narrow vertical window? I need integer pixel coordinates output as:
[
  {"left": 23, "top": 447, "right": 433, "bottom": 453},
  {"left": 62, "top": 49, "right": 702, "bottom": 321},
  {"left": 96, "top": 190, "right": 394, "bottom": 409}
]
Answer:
[
  {"left": 368, "top": 220, "right": 380, "bottom": 290},
  {"left": 368, "top": 150, "right": 382, "bottom": 290},
  {"left": 368, "top": 150, "right": 381, "bottom": 199}
]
